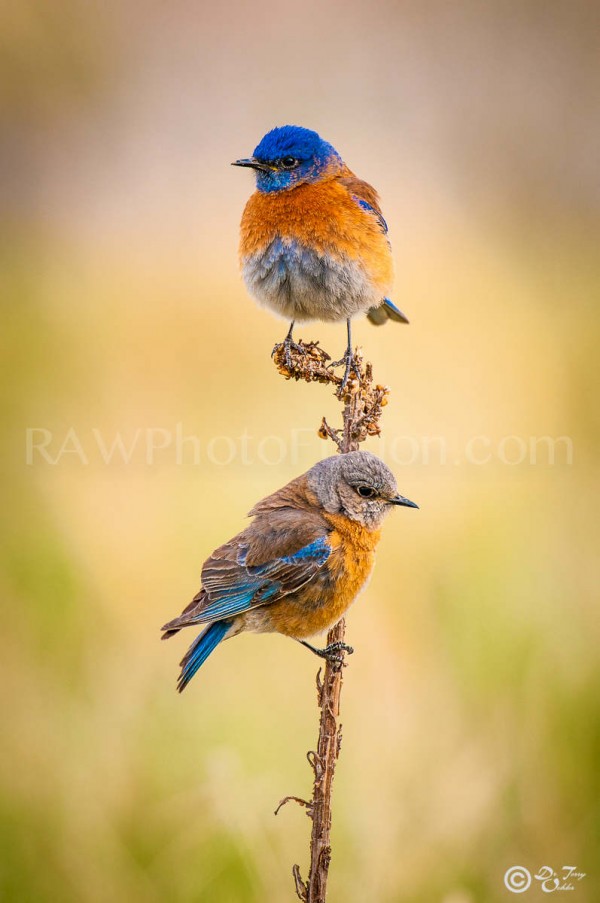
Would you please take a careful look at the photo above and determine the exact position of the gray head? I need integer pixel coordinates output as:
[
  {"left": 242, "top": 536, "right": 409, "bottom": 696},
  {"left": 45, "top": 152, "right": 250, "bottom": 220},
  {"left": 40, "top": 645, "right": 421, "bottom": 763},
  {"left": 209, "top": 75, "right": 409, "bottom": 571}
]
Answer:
[{"left": 306, "top": 451, "right": 418, "bottom": 529}]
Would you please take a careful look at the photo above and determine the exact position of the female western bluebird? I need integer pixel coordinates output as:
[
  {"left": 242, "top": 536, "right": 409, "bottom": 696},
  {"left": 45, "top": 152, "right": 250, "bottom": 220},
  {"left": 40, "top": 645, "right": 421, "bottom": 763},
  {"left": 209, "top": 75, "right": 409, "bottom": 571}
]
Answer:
[
  {"left": 233, "top": 125, "right": 409, "bottom": 385},
  {"left": 162, "top": 451, "right": 417, "bottom": 691}
]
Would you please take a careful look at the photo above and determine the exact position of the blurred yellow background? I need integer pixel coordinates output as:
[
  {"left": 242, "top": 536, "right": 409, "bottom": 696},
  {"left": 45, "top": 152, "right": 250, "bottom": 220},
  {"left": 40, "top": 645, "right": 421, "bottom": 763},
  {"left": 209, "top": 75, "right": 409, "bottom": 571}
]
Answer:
[{"left": 1, "top": 1, "right": 599, "bottom": 901}]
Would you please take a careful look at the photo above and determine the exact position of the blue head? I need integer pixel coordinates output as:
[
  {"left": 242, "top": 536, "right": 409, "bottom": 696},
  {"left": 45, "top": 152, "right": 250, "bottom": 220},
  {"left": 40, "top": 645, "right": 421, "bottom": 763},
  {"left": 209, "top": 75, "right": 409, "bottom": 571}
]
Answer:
[{"left": 233, "top": 125, "right": 343, "bottom": 193}]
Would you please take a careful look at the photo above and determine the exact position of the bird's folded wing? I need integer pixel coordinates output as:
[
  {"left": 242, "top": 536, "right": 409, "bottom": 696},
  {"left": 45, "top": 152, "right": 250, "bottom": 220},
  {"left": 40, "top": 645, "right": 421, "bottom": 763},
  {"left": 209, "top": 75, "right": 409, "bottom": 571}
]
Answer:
[
  {"left": 338, "top": 173, "right": 388, "bottom": 234},
  {"left": 163, "top": 512, "right": 331, "bottom": 631}
]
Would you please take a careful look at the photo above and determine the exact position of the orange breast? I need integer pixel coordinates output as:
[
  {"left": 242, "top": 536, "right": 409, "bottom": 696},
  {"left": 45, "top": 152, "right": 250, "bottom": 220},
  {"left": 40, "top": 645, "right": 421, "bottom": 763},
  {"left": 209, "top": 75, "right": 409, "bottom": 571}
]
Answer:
[
  {"left": 239, "top": 180, "right": 393, "bottom": 291},
  {"left": 248, "top": 515, "right": 381, "bottom": 640},
  {"left": 322, "top": 513, "right": 381, "bottom": 623}
]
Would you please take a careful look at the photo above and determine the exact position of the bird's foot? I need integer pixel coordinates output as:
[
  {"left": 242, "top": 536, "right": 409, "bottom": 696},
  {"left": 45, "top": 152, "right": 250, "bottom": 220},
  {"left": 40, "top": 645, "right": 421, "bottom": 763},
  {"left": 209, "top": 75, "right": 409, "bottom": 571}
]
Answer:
[
  {"left": 300, "top": 639, "right": 354, "bottom": 668},
  {"left": 272, "top": 336, "right": 305, "bottom": 370},
  {"left": 323, "top": 641, "right": 354, "bottom": 667},
  {"left": 329, "top": 348, "right": 354, "bottom": 390},
  {"left": 322, "top": 641, "right": 354, "bottom": 657}
]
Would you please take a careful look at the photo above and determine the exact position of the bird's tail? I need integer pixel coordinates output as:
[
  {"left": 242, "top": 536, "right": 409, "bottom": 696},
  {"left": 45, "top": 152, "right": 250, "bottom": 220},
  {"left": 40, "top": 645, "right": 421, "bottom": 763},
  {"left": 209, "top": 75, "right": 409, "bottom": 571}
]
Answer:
[
  {"left": 176, "top": 619, "right": 232, "bottom": 692},
  {"left": 367, "top": 297, "right": 409, "bottom": 325},
  {"left": 161, "top": 589, "right": 208, "bottom": 640}
]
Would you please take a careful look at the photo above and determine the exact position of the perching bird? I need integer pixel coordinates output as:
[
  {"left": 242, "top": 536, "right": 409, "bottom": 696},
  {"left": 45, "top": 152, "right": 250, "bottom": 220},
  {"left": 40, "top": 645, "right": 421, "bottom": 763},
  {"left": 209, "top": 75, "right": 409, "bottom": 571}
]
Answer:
[
  {"left": 162, "top": 451, "right": 417, "bottom": 691},
  {"left": 233, "top": 125, "right": 409, "bottom": 386}
]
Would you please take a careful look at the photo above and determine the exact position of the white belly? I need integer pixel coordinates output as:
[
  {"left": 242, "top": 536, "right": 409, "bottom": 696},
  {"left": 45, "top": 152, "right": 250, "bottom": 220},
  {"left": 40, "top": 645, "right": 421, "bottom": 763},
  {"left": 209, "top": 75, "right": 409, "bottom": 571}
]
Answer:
[{"left": 242, "top": 237, "right": 380, "bottom": 322}]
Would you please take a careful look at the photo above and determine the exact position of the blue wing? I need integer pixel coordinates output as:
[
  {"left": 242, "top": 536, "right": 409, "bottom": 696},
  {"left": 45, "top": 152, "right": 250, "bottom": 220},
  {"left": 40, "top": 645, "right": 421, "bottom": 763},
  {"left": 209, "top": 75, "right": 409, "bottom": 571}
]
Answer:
[
  {"left": 162, "top": 534, "right": 331, "bottom": 633},
  {"left": 352, "top": 195, "right": 388, "bottom": 234}
]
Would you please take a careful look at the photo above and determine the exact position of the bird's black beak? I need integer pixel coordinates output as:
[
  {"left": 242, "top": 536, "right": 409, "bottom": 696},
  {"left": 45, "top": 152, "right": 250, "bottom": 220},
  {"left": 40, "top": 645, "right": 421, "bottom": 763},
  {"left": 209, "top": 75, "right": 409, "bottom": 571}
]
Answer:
[
  {"left": 389, "top": 494, "right": 419, "bottom": 509},
  {"left": 231, "top": 158, "right": 272, "bottom": 172}
]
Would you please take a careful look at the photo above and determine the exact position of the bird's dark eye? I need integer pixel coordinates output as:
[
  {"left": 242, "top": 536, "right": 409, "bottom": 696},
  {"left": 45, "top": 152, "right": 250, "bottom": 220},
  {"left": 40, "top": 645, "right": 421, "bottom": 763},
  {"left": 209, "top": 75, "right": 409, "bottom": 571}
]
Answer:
[
  {"left": 357, "top": 486, "right": 377, "bottom": 499},
  {"left": 280, "top": 156, "right": 298, "bottom": 169}
]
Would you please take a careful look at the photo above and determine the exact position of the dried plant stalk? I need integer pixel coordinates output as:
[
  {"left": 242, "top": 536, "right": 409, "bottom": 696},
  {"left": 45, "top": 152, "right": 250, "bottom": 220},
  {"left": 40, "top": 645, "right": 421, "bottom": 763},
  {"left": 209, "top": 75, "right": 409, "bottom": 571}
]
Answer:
[{"left": 272, "top": 338, "right": 389, "bottom": 903}]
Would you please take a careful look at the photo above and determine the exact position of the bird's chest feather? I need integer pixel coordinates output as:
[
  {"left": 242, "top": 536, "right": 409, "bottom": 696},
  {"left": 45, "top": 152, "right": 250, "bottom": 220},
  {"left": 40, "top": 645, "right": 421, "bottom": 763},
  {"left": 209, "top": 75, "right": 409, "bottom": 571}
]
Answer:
[
  {"left": 323, "top": 515, "right": 381, "bottom": 618},
  {"left": 261, "top": 515, "right": 381, "bottom": 638},
  {"left": 239, "top": 182, "right": 391, "bottom": 321},
  {"left": 240, "top": 181, "right": 366, "bottom": 254}
]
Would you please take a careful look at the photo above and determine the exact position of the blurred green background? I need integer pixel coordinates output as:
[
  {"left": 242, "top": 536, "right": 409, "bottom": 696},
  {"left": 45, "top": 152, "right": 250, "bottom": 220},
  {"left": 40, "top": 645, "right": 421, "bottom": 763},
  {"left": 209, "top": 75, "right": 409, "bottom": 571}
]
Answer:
[{"left": 1, "top": 1, "right": 599, "bottom": 901}]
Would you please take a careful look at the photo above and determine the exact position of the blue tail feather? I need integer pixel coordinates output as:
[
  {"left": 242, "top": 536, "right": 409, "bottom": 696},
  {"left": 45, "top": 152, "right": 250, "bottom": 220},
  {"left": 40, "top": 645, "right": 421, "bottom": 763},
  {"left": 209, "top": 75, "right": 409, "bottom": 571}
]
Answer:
[
  {"left": 177, "top": 620, "right": 232, "bottom": 692},
  {"left": 367, "top": 297, "right": 409, "bottom": 325}
]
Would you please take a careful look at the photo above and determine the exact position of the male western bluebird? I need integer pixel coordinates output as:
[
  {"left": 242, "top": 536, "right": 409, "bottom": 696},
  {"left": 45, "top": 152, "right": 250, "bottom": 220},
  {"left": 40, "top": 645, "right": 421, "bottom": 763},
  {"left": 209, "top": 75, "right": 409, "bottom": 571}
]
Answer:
[
  {"left": 233, "top": 125, "right": 409, "bottom": 386},
  {"left": 162, "top": 451, "right": 417, "bottom": 691}
]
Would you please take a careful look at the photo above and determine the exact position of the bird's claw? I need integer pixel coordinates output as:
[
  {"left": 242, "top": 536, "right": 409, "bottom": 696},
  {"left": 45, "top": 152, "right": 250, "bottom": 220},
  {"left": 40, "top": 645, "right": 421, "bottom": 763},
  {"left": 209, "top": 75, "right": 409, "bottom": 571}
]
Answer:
[
  {"left": 329, "top": 350, "right": 354, "bottom": 390},
  {"left": 299, "top": 638, "right": 354, "bottom": 668},
  {"left": 323, "top": 641, "right": 354, "bottom": 656},
  {"left": 322, "top": 642, "right": 354, "bottom": 669},
  {"left": 273, "top": 337, "right": 304, "bottom": 370}
]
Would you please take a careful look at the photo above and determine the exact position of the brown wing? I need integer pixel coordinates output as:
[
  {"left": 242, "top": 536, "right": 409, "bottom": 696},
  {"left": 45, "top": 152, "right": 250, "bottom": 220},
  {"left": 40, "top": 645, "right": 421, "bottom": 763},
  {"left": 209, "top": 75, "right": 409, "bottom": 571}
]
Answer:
[
  {"left": 338, "top": 172, "right": 388, "bottom": 234},
  {"left": 161, "top": 508, "right": 331, "bottom": 637}
]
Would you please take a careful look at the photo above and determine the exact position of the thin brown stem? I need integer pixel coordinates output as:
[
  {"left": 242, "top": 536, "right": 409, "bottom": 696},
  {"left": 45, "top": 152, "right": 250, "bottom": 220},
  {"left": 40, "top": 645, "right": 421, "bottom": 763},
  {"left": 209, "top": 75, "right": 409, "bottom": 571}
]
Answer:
[{"left": 272, "top": 339, "right": 389, "bottom": 902}]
